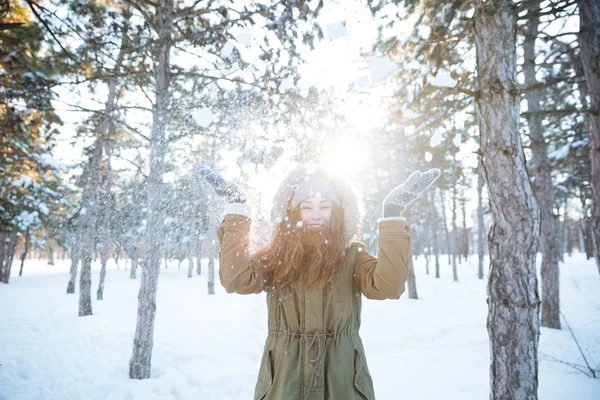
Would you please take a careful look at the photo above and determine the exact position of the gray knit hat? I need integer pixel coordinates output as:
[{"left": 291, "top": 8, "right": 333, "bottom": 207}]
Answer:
[{"left": 271, "top": 163, "right": 364, "bottom": 247}]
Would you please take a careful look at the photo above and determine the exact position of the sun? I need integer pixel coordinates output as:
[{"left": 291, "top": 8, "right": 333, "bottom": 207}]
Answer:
[{"left": 319, "top": 139, "right": 367, "bottom": 177}]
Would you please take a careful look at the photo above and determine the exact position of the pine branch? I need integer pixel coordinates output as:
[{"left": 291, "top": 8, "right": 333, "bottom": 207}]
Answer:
[
  {"left": 517, "top": 0, "right": 579, "bottom": 19},
  {"left": 24, "top": 0, "right": 84, "bottom": 71},
  {"left": 519, "top": 74, "right": 585, "bottom": 94},
  {"left": 124, "top": 0, "right": 157, "bottom": 31},
  {"left": 520, "top": 107, "right": 586, "bottom": 117}
]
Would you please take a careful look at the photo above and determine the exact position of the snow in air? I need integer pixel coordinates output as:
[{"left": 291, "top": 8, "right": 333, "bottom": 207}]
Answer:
[{"left": 192, "top": 107, "right": 215, "bottom": 128}]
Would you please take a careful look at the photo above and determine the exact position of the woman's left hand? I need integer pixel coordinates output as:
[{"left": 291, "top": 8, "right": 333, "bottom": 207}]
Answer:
[{"left": 383, "top": 169, "right": 441, "bottom": 218}]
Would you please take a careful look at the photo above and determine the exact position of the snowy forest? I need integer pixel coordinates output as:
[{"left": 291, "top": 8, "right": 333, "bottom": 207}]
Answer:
[{"left": 1, "top": 0, "right": 599, "bottom": 399}]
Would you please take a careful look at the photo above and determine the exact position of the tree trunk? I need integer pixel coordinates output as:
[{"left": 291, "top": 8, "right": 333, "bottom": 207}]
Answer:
[
  {"left": 67, "top": 237, "right": 80, "bottom": 294},
  {"left": 130, "top": 254, "right": 138, "bottom": 279},
  {"left": 196, "top": 240, "right": 202, "bottom": 275},
  {"left": 474, "top": 1, "right": 541, "bottom": 399},
  {"left": 429, "top": 191, "right": 441, "bottom": 279},
  {"left": 19, "top": 229, "right": 30, "bottom": 276},
  {"left": 579, "top": 0, "right": 600, "bottom": 275},
  {"left": 556, "top": 208, "right": 564, "bottom": 263},
  {"left": 97, "top": 140, "right": 115, "bottom": 301},
  {"left": 406, "top": 254, "right": 418, "bottom": 299},
  {"left": 0, "top": 233, "right": 6, "bottom": 283},
  {"left": 208, "top": 240, "right": 215, "bottom": 295},
  {"left": 451, "top": 186, "right": 458, "bottom": 281},
  {"left": 477, "top": 168, "right": 486, "bottom": 280},
  {"left": 78, "top": 145, "right": 101, "bottom": 317},
  {"left": 187, "top": 244, "right": 193, "bottom": 278},
  {"left": 47, "top": 245, "right": 54, "bottom": 266},
  {"left": 461, "top": 194, "right": 468, "bottom": 262},
  {"left": 130, "top": 0, "right": 173, "bottom": 379},
  {"left": 438, "top": 190, "right": 452, "bottom": 265},
  {"left": 3, "top": 233, "right": 17, "bottom": 283},
  {"left": 523, "top": 4, "right": 560, "bottom": 329},
  {"left": 565, "top": 214, "right": 573, "bottom": 257}
]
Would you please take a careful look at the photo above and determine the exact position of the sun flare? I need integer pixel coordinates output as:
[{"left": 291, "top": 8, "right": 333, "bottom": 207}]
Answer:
[{"left": 319, "top": 139, "right": 367, "bottom": 177}]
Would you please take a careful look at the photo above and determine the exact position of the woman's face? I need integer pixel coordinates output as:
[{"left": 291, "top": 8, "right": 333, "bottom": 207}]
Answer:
[{"left": 299, "top": 197, "right": 333, "bottom": 226}]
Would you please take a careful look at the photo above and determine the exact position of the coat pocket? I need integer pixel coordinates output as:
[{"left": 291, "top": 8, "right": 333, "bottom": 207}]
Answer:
[
  {"left": 254, "top": 350, "right": 274, "bottom": 400},
  {"left": 353, "top": 349, "right": 376, "bottom": 400}
]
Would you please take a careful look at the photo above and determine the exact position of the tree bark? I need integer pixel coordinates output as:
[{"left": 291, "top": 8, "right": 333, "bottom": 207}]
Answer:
[
  {"left": 406, "top": 254, "right": 418, "bottom": 299},
  {"left": 478, "top": 169, "right": 486, "bottom": 280},
  {"left": 47, "top": 245, "right": 54, "bottom": 266},
  {"left": 0, "top": 233, "right": 6, "bottom": 283},
  {"left": 565, "top": 211, "right": 573, "bottom": 257},
  {"left": 579, "top": 0, "right": 600, "bottom": 275},
  {"left": 19, "top": 229, "right": 30, "bottom": 276},
  {"left": 130, "top": 254, "right": 138, "bottom": 279},
  {"left": 97, "top": 142, "right": 114, "bottom": 301},
  {"left": 451, "top": 186, "right": 459, "bottom": 281},
  {"left": 429, "top": 191, "right": 441, "bottom": 279},
  {"left": 3, "top": 233, "right": 17, "bottom": 283},
  {"left": 461, "top": 194, "right": 468, "bottom": 262},
  {"left": 78, "top": 145, "right": 101, "bottom": 316},
  {"left": 522, "top": 3, "right": 560, "bottom": 329},
  {"left": 208, "top": 240, "right": 215, "bottom": 295},
  {"left": 67, "top": 235, "right": 80, "bottom": 294},
  {"left": 130, "top": 0, "right": 173, "bottom": 379},
  {"left": 474, "top": 1, "right": 541, "bottom": 399},
  {"left": 438, "top": 190, "right": 452, "bottom": 265},
  {"left": 187, "top": 244, "right": 193, "bottom": 278},
  {"left": 196, "top": 239, "right": 202, "bottom": 275}
]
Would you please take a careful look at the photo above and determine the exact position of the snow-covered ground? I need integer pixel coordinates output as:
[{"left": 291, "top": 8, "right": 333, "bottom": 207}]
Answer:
[{"left": 1, "top": 254, "right": 599, "bottom": 400}]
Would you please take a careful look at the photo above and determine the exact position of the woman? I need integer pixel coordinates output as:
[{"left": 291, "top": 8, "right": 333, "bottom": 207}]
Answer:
[{"left": 196, "top": 163, "right": 440, "bottom": 400}]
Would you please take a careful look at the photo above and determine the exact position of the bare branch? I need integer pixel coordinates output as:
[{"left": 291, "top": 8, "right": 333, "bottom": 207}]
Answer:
[
  {"left": 560, "top": 311, "right": 597, "bottom": 379},
  {"left": 520, "top": 107, "right": 586, "bottom": 117},
  {"left": 519, "top": 74, "right": 584, "bottom": 94}
]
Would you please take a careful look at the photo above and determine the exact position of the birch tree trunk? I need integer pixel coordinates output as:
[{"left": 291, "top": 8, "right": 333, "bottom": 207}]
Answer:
[
  {"left": 579, "top": 0, "right": 600, "bottom": 275},
  {"left": 429, "top": 191, "right": 441, "bottom": 279},
  {"left": 19, "top": 229, "right": 30, "bottom": 276},
  {"left": 522, "top": 4, "right": 560, "bottom": 329},
  {"left": 130, "top": 0, "right": 173, "bottom": 379},
  {"left": 477, "top": 168, "right": 486, "bottom": 280},
  {"left": 474, "top": 1, "right": 541, "bottom": 399}
]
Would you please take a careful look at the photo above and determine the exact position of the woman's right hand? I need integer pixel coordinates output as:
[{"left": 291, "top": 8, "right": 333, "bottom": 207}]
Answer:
[{"left": 194, "top": 163, "right": 247, "bottom": 203}]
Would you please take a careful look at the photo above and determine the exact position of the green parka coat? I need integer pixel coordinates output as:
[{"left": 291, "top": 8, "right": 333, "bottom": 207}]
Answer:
[{"left": 217, "top": 213, "right": 411, "bottom": 400}]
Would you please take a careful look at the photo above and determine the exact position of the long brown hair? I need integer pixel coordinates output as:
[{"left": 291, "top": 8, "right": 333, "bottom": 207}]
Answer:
[{"left": 253, "top": 202, "right": 346, "bottom": 293}]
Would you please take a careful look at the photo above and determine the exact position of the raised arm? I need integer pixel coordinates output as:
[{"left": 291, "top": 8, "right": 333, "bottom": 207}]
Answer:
[
  {"left": 353, "top": 219, "right": 411, "bottom": 300},
  {"left": 217, "top": 205, "right": 264, "bottom": 294},
  {"left": 195, "top": 164, "right": 263, "bottom": 294},
  {"left": 354, "top": 168, "right": 440, "bottom": 300}
]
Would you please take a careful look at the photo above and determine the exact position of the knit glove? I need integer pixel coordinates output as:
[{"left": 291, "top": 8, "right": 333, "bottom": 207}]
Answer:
[
  {"left": 194, "top": 163, "right": 247, "bottom": 203},
  {"left": 383, "top": 169, "right": 441, "bottom": 218}
]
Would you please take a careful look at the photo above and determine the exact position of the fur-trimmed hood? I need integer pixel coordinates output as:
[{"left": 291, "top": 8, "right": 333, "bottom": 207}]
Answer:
[{"left": 270, "top": 163, "right": 364, "bottom": 247}]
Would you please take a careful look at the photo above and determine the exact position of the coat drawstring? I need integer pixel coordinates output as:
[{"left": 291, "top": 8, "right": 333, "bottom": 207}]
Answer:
[{"left": 298, "top": 330, "right": 335, "bottom": 400}]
